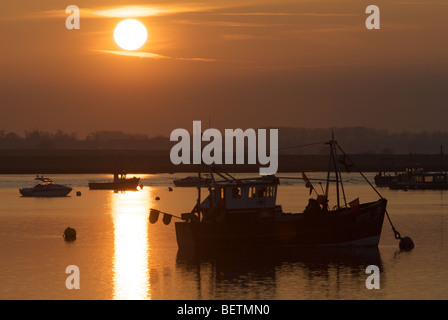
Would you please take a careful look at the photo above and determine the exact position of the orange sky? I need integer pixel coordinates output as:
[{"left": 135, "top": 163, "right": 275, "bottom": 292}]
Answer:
[{"left": 0, "top": 1, "right": 447, "bottom": 136}]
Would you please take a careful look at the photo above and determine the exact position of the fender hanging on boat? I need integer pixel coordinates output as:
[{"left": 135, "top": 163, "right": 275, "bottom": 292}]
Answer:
[{"left": 149, "top": 209, "right": 160, "bottom": 224}]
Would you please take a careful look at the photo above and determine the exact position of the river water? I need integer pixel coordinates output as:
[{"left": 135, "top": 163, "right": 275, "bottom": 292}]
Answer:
[{"left": 0, "top": 173, "right": 446, "bottom": 300}]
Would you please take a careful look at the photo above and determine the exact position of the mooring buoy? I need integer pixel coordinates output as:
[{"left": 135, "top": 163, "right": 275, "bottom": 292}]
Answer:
[
  {"left": 76, "top": 191, "right": 81, "bottom": 196},
  {"left": 63, "top": 227, "right": 77, "bottom": 241},
  {"left": 399, "top": 236, "right": 414, "bottom": 251}
]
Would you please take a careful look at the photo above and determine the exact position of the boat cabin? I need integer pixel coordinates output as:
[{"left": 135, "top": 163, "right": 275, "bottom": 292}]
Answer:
[
  {"left": 34, "top": 177, "right": 56, "bottom": 186},
  {"left": 113, "top": 172, "right": 128, "bottom": 183},
  {"left": 405, "top": 166, "right": 424, "bottom": 174},
  {"left": 216, "top": 179, "right": 278, "bottom": 211},
  {"left": 192, "top": 175, "right": 280, "bottom": 223},
  {"left": 391, "top": 167, "right": 448, "bottom": 189}
]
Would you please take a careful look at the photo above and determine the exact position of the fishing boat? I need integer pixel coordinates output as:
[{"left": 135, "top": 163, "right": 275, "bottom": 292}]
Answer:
[
  {"left": 374, "top": 171, "right": 397, "bottom": 187},
  {"left": 373, "top": 158, "right": 398, "bottom": 187},
  {"left": 88, "top": 172, "right": 140, "bottom": 191},
  {"left": 173, "top": 175, "right": 212, "bottom": 187},
  {"left": 388, "top": 166, "right": 448, "bottom": 190},
  {"left": 383, "top": 145, "right": 448, "bottom": 190},
  {"left": 151, "top": 138, "right": 389, "bottom": 250},
  {"left": 19, "top": 176, "right": 72, "bottom": 197}
]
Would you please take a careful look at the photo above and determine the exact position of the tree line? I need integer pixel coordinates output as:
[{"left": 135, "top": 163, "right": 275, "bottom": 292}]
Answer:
[{"left": 0, "top": 127, "right": 447, "bottom": 154}]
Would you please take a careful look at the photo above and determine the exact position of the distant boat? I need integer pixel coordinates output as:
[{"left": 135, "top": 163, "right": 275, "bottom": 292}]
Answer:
[
  {"left": 19, "top": 176, "right": 72, "bottom": 197},
  {"left": 381, "top": 145, "right": 448, "bottom": 190},
  {"left": 389, "top": 167, "right": 448, "bottom": 190},
  {"left": 173, "top": 175, "right": 212, "bottom": 187},
  {"left": 89, "top": 172, "right": 140, "bottom": 191},
  {"left": 374, "top": 171, "right": 397, "bottom": 187},
  {"left": 374, "top": 157, "right": 399, "bottom": 187}
]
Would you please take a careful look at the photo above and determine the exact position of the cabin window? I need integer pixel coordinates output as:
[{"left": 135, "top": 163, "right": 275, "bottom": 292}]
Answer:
[
  {"left": 257, "top": 187, "right": 266, "bottom": 198},
  {"left": 249, "top": 187, "right": 256, "bottom": 198},
  {"left": 248, "top": 186, "right": 275, "bottom": 198},
  {"left": 231, "top": 187, "right": 242, "bottom": 198},
  {"left": 266, "top": 186, "right": 275, "bottom": 197},
  {"left": 220, "top": 188, "right": 225, "bottom": 199}
]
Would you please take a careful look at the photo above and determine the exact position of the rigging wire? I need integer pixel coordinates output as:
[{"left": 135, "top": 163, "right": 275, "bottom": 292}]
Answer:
[
  {"left": 278, "top": 141, "right": 327, "bottom": 151},
  {"left": 334, "top": 142, "right": 407, "bottom": 243}
]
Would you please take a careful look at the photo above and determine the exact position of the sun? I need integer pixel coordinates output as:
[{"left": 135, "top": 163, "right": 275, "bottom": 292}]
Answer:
[{"left": 114, "top": 19, "right": 148, "bottom": 51}]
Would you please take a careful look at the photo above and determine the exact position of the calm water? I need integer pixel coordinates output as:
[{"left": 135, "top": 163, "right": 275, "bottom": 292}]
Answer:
[{"left": 0, "top": 173, "right": 447, "bottom": 300}]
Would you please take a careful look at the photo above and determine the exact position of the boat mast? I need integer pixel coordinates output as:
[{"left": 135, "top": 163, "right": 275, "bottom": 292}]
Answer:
[
  {"left": 441, "top": 144, "right": 444, "bottom": 173},
  {"left": 196, "top": 122, "right": 202, "bottom": 221},
  {"left": 329, "top": 135, "right": 340, "bottom": 210},
  {"left": 197, "top": 164, "right": 201, "bottom": 221},
  {"left": 324, "top": 153, "right": 331, "bottom": 200},
  {"left": 333, "top": 143, "right": 347, "bottom": 208}
]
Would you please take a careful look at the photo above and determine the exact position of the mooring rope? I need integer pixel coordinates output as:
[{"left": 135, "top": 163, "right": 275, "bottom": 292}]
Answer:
[{"left": 334, "top": 143, "right": 404, "bottom": 241}]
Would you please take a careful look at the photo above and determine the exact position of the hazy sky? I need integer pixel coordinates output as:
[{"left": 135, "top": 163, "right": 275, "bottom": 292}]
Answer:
[{"left": 1, "top": 1, "right": 447, "bottom": 136}]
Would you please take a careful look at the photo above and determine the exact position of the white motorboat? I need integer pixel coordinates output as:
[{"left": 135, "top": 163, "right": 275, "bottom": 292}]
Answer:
[{"left": 19, "top": 176, "right": 72, "bottom": 197}]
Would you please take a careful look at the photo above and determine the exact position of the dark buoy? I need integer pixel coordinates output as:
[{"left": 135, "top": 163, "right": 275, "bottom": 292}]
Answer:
[
  {"left": 63, "top": 227, "right": 77, "bottom": 241},
  {"left": 76, "top": 191, "right": 81, "bottom": 196},
  {"left": 155, "top": 196, "right": 160, "bottom": 201},
  {"left": 168, "top": 187, "right": 173, "bottom": 192},
  {"left": 399, "top": 236, "right": 414, "bottom": 251}
]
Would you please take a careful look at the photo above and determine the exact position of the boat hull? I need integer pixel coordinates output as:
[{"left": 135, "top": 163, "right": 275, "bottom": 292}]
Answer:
[
  {"left": 175, "top": 199, "right": 387, "bottom": 249},
  {"left": 389, "top": 182, "right": 448, "bottom": 190},
  {"left": 374, "top": 175, "right": 396, "bottom": 187},
  {"left": 19, "top": 187, "right": 72, "bottom": 197},
  {"left": 88, "top": 179, "right": 140, "bottom": 191}
]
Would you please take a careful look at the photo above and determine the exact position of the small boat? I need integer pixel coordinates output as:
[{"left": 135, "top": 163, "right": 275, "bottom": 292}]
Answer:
[
  {"left": 152, "top": 137, "right": 388, "bottom": 250},
  {"left": 374, "top": 171, "right": 397, "bottom": 187},
  {"left": 173, "top": 175, "right": 212, "bottom": 187},
  {"left": 373, "top": 158, "right": 399, "bottom": 187},
  {"left": 88, "top": 172, "right": 140, "bottom": 191},
  {"left": 19, "top": 176, "right": 72, "bottom": 197}
]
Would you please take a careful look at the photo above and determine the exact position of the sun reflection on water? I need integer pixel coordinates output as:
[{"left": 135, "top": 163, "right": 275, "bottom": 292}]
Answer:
[{"left": 110, "top": 189, "right": 152, "bottom": 300}]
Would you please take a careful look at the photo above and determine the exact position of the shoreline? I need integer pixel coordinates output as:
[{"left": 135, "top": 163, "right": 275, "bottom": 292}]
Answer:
[{"left": 0, "top": 149, "right": 447, "bottom": 174}]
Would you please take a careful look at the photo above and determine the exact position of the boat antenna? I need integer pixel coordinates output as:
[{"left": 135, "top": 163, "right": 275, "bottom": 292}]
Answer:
[{"left": 334, "top": 141, "right": 414, "bottom": 251}]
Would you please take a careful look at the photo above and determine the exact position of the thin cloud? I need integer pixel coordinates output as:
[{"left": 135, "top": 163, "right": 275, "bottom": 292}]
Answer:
[
  {"left": 216, "top": 12, "right": 358, "bottom": 17},
  {"left": 97, "top": 50, "right": 217, "bottom": 62},
  {"left": 221, "top": 34, "right": 261, "bottom": 40},
  {"left": 170, "top": 19, "right": 294, "bottom": 28},
  {"left": 6, "top": 4, "right": 219, "bottom": 21},
  {"left": 92, "top": 6, "right": 169, "bottom": 18},
  {"left": 101, "top": 51, "right": 165, "bottom": 59}
]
